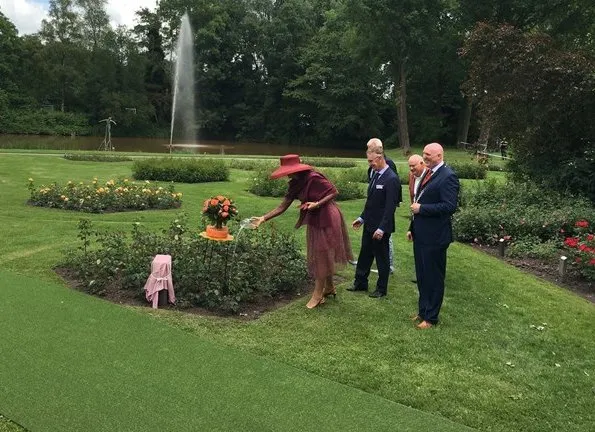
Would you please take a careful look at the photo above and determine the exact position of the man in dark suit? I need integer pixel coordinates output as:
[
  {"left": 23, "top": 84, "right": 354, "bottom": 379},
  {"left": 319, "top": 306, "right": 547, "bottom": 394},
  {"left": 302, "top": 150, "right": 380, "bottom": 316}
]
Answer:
[
  {"left": 407, "top": 143, "right": 459, "bottom": 329},
  {"left": 365, "top": 139, "right": 401, "bottom": 272},
  {"left": 348, "top": 142, "right": 399, "bottom": 298}
]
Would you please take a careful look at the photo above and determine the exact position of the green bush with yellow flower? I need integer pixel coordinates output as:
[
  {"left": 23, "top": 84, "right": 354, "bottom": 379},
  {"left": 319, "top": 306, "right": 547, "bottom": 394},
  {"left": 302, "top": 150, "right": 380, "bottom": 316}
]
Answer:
[{"left": 27, "top": 177, "right": 182, "bottom": 213}]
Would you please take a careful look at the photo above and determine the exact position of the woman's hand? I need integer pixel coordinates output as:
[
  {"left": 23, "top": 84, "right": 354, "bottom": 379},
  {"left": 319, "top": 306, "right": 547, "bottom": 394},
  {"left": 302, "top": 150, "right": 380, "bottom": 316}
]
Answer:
[
  {"left": 252, "top": 216, "right": 265, "bottom": 228},
  {"left": 300, "top": 201, "right": 319, "bottom": 211}
]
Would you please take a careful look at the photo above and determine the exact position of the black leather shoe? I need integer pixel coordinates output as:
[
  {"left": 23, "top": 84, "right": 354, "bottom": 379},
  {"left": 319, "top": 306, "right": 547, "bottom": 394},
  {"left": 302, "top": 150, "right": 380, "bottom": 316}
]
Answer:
[
  {"left": 368, "top": 290, "right": 386, "bottom": 298},
  {"left": 346, "top": 285, "right": 368, "bottom": 292}
]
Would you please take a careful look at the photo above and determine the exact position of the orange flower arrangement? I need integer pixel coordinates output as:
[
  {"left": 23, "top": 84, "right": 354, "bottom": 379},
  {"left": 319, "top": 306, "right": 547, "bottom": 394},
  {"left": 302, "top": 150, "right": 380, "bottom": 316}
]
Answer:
[{"left": 202, "top": 195, "right": 238, "bottom": 228}]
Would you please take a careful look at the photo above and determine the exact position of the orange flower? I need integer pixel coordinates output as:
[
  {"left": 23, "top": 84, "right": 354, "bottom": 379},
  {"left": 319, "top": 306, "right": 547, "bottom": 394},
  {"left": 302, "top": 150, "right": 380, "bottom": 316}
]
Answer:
[
  {"left": 223, "top": 205, "right": 229, "bottom": 211},
  {"left": 210, "top": 198, "right": 218, "bottom": 206},
  {"left": 216, "top": 195, "right": 225, "bottom": 201},
  {"left": 223, "top": 199, "right": 231, "bottom": 206}
]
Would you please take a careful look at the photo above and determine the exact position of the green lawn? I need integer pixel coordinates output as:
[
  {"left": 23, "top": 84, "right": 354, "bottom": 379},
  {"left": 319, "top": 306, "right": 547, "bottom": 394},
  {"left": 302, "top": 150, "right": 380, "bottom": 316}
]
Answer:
[{"left": 0, "top": 152, "right": 592, "bottom": 431}]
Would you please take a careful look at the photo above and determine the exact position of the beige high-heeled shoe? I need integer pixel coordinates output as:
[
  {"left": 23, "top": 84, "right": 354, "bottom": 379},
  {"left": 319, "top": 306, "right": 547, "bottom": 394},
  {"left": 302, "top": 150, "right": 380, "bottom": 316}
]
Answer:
[{"left": 306, "top": 296, "right": 326, "bottom": 309}]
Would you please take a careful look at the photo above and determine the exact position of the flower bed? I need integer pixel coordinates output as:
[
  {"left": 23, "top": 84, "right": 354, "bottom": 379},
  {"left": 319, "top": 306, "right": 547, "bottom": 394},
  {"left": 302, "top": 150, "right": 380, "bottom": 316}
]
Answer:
[
  {"left": 27, "top": 178, "right": 182, "bottom": 213},
  {"left": 63, "top": 216, "right": 308, "bottom": 312}
]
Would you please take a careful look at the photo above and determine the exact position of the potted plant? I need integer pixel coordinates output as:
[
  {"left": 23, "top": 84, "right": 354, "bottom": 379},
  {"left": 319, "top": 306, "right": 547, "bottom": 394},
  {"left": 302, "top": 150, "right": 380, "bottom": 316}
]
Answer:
[{"left": 202, "top": 195, "right": 238, "bottom": 239}]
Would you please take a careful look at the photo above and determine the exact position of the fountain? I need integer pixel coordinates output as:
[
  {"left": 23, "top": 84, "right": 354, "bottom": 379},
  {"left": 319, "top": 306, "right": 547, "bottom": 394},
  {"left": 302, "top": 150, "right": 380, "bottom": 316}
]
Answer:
[{"left": 169, "top": 12, "right": 196, "bottom": 152}]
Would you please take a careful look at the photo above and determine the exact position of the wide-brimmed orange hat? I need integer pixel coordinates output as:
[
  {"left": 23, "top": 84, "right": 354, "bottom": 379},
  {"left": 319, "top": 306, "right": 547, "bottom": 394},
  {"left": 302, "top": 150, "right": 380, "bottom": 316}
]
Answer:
[{"left": 270, "top": 154, "right": 312, "bottom": 179}]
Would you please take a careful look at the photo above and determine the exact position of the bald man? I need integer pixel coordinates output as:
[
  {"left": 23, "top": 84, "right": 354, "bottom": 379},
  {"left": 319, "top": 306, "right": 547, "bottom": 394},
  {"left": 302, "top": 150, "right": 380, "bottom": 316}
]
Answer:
[
  {"left": 407, "top": 154, "right": 427, "bottom": 203},
  {"left": 407, "top": 143, "right": 459, "bottom": 329}
]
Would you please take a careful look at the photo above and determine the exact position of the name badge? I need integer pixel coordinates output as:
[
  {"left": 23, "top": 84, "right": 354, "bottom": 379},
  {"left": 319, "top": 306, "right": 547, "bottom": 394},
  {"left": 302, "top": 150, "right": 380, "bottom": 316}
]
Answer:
[{"left": 376, "top": 185, "right": 383, "bottom": 189}]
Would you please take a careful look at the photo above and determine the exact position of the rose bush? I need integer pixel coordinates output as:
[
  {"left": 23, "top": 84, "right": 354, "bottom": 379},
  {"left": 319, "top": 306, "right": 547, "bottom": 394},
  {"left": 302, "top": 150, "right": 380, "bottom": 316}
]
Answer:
[
  {"left": 27, "top": 178, "right": 182, "bottom": 213},
  {"left": 562, "top": 220, "right": 595, "bottom": 280}
]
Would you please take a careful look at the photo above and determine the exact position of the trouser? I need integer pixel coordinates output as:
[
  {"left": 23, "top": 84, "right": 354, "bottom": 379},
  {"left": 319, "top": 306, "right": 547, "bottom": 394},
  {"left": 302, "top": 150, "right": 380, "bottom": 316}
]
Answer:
[
  {"left": 354, "top": 229, "right": 391, "bottom": 294},
  {"left": 413, "top": 242, "right": 448, "bottom": 324}
]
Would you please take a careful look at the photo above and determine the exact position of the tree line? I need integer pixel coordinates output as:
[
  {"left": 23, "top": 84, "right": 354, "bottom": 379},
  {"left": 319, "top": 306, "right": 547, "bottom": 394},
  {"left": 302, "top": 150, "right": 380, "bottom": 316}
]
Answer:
[{"left": 0, "top": 0, "right": 593, "bottom": 169}]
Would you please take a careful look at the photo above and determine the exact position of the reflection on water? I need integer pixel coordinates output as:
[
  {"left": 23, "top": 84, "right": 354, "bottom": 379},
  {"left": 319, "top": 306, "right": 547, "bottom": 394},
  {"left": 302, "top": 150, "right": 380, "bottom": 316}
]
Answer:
[{"left": 0, "top": 134, "right": 362, "bottom": 158}]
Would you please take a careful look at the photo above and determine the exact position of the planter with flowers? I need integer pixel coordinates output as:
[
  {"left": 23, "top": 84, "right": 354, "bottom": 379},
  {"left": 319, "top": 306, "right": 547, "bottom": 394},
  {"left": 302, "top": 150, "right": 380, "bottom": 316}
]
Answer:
[{"left": 201, "top": 195, "right": 238, "bottom": 240}]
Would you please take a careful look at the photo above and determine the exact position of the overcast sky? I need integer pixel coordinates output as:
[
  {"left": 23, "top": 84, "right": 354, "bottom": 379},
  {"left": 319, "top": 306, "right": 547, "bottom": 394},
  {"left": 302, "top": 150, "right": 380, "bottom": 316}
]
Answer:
[{"left": 0, "top": 0, "right": 157, "bottom": 35}]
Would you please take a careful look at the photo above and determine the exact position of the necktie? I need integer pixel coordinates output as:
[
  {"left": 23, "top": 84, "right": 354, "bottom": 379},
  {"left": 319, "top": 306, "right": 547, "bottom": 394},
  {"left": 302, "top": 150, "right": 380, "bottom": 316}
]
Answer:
[
  {"left": 415, "top": 170, "right": 432, "bottom": 201},
  {"left": 368, "top": 171, "right": 379, "bottom": 194},
  {"left": 421, "top": 169, "right": 432, "bottom": 187}
]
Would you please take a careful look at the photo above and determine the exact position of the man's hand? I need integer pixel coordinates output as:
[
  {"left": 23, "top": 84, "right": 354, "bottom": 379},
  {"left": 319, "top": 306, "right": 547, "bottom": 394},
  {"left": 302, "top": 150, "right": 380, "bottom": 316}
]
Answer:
[
  {"left": 410, "top": 203, "right": 421, "bottom": 214},
  {"left": 352, "top": 219, "right": 362, "bottom": 230},
  {"left": 372, "top": 229, "right": 384, "bottom": 240},
  {"left": 406, "top": 231, "right": 413, "bottom": 241}
]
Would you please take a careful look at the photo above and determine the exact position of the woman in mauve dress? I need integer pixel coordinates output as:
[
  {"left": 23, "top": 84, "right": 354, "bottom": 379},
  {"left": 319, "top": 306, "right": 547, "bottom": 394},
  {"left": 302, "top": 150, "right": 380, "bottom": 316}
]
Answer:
[{"left": 254, "top": 154, "right": 353, "bottom": 309}]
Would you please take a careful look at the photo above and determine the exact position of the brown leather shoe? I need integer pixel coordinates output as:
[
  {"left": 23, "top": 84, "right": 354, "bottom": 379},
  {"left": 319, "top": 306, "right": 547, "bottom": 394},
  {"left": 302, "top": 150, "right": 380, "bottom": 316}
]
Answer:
[
  {"left": 416, "top": 320, "right": 434, "bottom": 329},
  {"left": 410, "top": 314, "right": 422, "bottom": 322}
]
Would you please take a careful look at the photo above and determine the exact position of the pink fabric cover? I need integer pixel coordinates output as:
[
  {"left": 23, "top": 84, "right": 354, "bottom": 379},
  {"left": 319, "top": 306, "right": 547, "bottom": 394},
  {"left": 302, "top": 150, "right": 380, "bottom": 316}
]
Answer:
[{"left": 143, "top": 254, "right": 175, "bottom": 309}]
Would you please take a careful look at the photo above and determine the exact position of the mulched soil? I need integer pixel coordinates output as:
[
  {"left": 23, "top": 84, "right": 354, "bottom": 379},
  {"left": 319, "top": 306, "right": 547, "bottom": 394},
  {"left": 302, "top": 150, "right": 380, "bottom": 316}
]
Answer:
[
  {"left": 470, "top": 243, "right": 594, "bottom": 303},
  {"left": 56, "top": 247, "right": 593, "bottom": 320},
  {"left": 55, "top": 266, "right": 318, "bottom": 320}
]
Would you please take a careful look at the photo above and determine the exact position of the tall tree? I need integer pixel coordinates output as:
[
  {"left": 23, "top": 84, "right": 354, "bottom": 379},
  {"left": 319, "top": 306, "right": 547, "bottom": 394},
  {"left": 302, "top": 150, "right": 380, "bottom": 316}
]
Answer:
[
  {"left": 344, "top": 0, "right": 444, "bottom": 152},
  {"left": 0, "top": 11, "right": 20, "bottom": 110},
  {"left": 39, "top": 0, "right": 84, "bottom": 112},
  {"left": 135, "top": 8, "right": 169, "bottom": 125}
]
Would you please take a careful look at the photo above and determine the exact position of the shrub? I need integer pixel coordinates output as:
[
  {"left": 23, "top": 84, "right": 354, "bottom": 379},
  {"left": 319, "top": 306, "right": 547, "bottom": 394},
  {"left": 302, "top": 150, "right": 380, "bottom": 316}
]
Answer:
[
  {"left": 506, "top": 237, "right": 559, "bottom": 260},
  {"left": 63, "top": 216, "right": 308, "bottom": 312},
  {"left": 247, "top": 168, "right": 289, "bottom": 197},
  {"left": 301, "top": 157, "right": 357, "bottom": 168},
  {"left": 63, "top": 153, "right": 133, "bottom": 162},
  {"left": 132, "top": 158, "right": 228, "bottom": 183},
  {"left": 449, "top": 162, "right": 488, "bottom": 179},
  {"left": 226, "top": 158, "right": 275, "bottom": 171},
  {"left": 248, "top": 168, "right": 365, "bottom": 201},
  {"left": 27, "top": 177, "right": 182, "bottom": 213},
  {"left": 562, "top": 219, "right": 595, "bottom": 280},
  {"left": 454, "top": 180, "right": 594, "bottom": 245}
]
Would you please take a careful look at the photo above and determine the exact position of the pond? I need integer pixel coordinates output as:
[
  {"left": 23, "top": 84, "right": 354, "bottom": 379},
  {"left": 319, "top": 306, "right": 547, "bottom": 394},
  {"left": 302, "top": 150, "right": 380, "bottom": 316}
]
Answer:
[{"left": 0, "top": 134, "right": 363, "bottom": 158}]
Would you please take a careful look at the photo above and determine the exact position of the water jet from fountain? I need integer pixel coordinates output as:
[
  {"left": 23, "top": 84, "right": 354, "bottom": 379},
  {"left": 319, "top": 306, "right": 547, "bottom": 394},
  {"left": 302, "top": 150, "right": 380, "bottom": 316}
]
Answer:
[{"left": 169, "top": 13, "right": 196, "bottom": 153}]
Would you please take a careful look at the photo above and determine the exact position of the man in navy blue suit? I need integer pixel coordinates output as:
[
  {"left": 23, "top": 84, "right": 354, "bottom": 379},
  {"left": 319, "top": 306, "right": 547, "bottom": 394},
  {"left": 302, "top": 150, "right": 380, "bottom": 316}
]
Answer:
[
  {"left": 407, "top": 143, "right": 459, "bottom": 328},
  {"left": 365, "top": 139, "right": 401, "bottom": 273},
  {"left": 348, "top": 141, "right": 399, "bottom": 298}
]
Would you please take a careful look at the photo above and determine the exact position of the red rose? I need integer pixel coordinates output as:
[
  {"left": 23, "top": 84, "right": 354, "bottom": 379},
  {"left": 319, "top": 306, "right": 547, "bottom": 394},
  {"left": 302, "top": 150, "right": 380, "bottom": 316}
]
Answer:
[
  {"left": 221, "top": 212, "right": 229, "bottom": 218},
  {"left": 589, "top": 258, "right": 595, "bottom": 265},
  {"left": 587, "top": 234, "right": 594, "bottom": 241},
  {"left": 564, "top": 237, "right": 579, "bottom": 248},
  {"left": 223, "top": 205, "right": 229, "bottom": 211},
  {"left": 575, "top": 220, "right": 589, "bottom": 228}
]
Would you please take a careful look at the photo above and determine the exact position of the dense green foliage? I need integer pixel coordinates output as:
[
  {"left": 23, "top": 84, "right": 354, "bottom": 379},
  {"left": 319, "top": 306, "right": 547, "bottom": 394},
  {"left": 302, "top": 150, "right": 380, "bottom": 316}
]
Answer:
[
  {"left": 65, "top": 216, "right": 308, "bottom": 312},
  {"left": 0, "top": 1, "right": 591, "bottom": 150},
  {"left": 462, "top": 22, "right": 595, "bottom": 203},
  {"left": 132, "top": 157, "right": 229, "bottom": 183},
  {"left": 1, "top": 1, "right": 594, "bottom": 200}
]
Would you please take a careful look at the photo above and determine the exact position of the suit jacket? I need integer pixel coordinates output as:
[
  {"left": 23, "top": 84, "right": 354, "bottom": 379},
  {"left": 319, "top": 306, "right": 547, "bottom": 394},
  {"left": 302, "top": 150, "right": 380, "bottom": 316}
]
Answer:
[
  {"left": 410, "top": 165, "right": 459, "bottom": 246},
  {"left": 368, "top": 156, "right": 402, "bottom": 205},
  {"left": 360, "top": 168, "right": 399, "bottom": 233}
]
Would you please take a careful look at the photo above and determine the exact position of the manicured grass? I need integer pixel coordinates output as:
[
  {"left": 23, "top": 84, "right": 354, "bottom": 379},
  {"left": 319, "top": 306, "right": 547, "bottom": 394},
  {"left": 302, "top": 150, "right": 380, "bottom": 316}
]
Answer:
[
  {"left": 0, "top": 152, "right": 592, "bottom": 431},
  {"left": 0, "top": 271, "right": 470, "bottom": 432}
]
